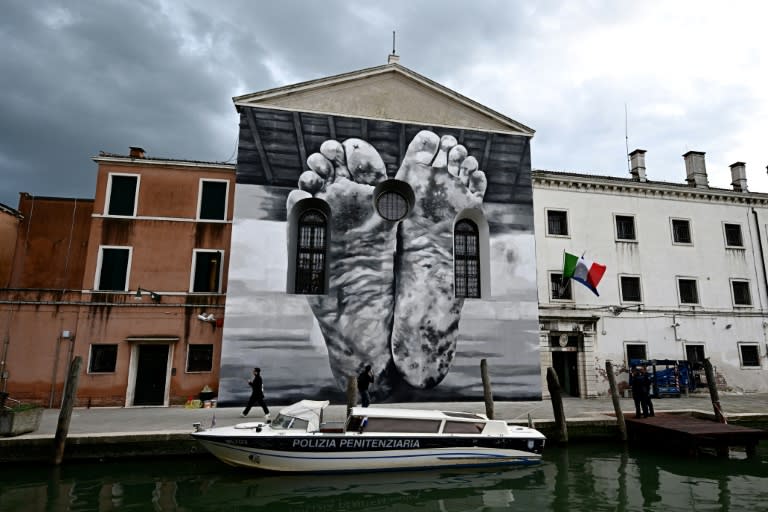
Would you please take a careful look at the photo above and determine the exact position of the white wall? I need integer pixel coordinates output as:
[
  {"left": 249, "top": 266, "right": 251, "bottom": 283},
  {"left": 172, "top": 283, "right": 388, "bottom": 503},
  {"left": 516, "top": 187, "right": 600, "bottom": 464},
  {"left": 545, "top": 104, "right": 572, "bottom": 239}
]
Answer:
[{"left": 534, "top": 172, "right": 768, "bottom": 394}]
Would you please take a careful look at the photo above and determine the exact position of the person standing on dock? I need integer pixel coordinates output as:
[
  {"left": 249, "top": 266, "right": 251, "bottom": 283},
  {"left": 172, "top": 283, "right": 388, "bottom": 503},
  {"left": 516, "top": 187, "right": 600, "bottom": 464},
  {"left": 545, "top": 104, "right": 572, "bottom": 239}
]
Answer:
[
  {"left": 241, "top": 367, "right": 270, "bottom": 420},
  {"left": 630, "top": 367, "right": 649, "bottom": 418},
  {"left": 357, "top": 364, "right": 374, "bottom": 408},
  {"left": 641, "top": 366, "right": 655, "bottom": 417}
]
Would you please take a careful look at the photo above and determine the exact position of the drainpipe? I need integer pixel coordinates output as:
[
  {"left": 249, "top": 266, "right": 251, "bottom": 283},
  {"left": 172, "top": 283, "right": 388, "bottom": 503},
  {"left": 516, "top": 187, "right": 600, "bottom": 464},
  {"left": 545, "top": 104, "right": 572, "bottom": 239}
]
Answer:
[{"left": 751, "top": 208, "right": 768, "bottom": 309}]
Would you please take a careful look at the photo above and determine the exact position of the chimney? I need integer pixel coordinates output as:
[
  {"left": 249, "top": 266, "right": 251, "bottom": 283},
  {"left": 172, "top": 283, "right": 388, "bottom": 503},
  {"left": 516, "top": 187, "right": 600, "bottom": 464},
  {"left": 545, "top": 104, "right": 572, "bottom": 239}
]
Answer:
[
  {"left": 387, "top": 53, "right": 400, "bottom": 64},
  {"left": 683, "top": 151, "right": 708, "bottom": 188},
  {"left": 730, "top": 162, "right": 747, "bottom": 192},
  {"left": 629, "top": 149, "right": 647, "bottom": 182},
  {"left": 129, "top": 146, "right": 146, "bottom": 159}
]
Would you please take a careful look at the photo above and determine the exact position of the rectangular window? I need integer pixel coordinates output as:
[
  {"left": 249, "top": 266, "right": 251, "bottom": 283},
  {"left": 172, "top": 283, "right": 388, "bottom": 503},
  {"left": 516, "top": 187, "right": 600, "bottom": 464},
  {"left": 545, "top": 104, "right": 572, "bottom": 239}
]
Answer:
[
  {"left": 198, "top": 180, "right": 228, "bottom": 221},
  {"left": 546, "top": 209, "right": 569, "bottom": 236},
  {"left": 678, "top": 278, "right": 699, "bottom": 305},
  {"left": 187, "top": 344, "right": 214, "bottom": 372},
  {"left": 724, "top": 223, "right": 744, "bottom": 248},
  {"left": 685, "top": 345, "right": 705, "bottom": 365},
  {"left": 363, "top": 418, "right": 442, "bottom": 433},
  {"left": 671, "top": 219, "right": 692, "bottom": 244},
  {"left": 106, "top": 174, "right": 139, "bottom": 216},
  {"left": 96, "top": 246, "right": 131, "bottom": 291},
  {"left": 615, "top": 215, "right": 636, "bottom": 241},
  {"left": 731, "top": 280, "right": 752, "bottom": 306},
  {"left": 550, "top": 272, "right": 572, "bottom": 301},
  {"left": 191, "top": 250, "right": 223, "bottom": 292},
  {"left": 443, "top": 421, "right": 486, "bottom": 434},
  {"left": 626, "top": 343, "right": 647, "bottom": 365},
  {"left": 620, "top": 275, "right": 642, "bottom": 302},
  {"left": 89, "top": 344, "right": 118, "bottom": 373},
  {"left": 738, "top": 343, "right": 760, "bottom": 367}
]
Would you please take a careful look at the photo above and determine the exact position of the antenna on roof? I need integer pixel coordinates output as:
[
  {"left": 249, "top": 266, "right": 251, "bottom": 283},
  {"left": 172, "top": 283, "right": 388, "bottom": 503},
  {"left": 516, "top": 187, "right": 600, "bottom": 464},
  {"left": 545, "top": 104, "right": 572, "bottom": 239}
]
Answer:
[
  {"left": 388, "top": 31, "right": 400, "bottom": 64},
  {"left": 625, "top": 103, "right": 630, "bottom": 173}
]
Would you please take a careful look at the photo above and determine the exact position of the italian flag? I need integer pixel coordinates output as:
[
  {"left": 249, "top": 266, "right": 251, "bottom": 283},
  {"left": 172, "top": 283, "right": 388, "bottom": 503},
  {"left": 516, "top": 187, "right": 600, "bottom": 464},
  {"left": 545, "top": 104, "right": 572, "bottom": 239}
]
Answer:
[{"left": 562, "top": 252, "right": 606, "bottom": 296}]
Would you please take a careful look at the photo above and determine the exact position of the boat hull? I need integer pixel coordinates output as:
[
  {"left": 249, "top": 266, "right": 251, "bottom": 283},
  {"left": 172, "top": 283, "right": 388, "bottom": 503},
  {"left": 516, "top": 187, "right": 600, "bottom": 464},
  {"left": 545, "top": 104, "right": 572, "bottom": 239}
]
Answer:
[{"left": 192, "top": 433, "right": 543, "bottom": 472}]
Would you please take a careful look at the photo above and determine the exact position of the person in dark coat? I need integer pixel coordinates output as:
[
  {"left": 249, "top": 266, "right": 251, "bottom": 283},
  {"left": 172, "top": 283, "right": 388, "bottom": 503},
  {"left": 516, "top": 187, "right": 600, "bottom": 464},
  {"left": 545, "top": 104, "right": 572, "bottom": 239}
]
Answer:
[
  {"left": 641, "top": 366, "right": 655, "bottom": 417},
  {"left": 241, "top": 367, "right": 270, "bottom": 419},
  {"left": 357, "top": 364, "right": 374, "bottom": 408},
  {"left": 630, "top": 367, "right": 649, "bottom": 418}
]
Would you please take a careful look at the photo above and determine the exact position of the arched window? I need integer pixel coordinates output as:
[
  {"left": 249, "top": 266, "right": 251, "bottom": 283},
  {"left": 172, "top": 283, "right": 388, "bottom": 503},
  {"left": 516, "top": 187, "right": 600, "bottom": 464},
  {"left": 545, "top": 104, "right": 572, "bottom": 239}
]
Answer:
[
  {"left": 295, "top": 209, "right": 327, "bottom": 294},
  {"left": 454, "top": 219, "right": 480, "bottom": 298}
]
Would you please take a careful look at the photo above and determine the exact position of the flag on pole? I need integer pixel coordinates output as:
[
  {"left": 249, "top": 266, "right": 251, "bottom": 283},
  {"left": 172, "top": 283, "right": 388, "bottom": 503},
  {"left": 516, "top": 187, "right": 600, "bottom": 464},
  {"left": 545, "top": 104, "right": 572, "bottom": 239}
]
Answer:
[{"left": 562, "top": 252, "right": 606, "bottom": 296}]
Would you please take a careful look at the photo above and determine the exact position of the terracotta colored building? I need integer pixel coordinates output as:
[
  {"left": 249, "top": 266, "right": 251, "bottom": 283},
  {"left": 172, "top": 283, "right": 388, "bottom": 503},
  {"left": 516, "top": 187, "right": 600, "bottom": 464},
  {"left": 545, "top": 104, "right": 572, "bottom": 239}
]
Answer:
[
  {"left": 0, "top": 202, "right": 22, "bottom": 288},
  {"left": 0, "top": 148, "right": 235, "bottom": 407}
]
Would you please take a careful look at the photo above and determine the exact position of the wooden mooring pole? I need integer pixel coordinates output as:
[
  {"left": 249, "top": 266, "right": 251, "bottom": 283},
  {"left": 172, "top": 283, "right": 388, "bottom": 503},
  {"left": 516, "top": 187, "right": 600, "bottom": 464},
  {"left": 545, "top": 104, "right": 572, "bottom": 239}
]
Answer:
[
  {"left": 480, "top": 358, "right": 494, "bottom": 420},
  {"left": 605, "top": 360, "right": 627, "bottom": 441},
  {"left": 346, "top": 375, "right": 357, "bottom": 417},
  {"left": 703, "top": 358, "right": 727, "bottom": 423},
  {"left": 546, "top": 367, "right": 568, "bottom": 444},
  {"left": 52, "top": 355, "right": 82, "bottom": 465}
]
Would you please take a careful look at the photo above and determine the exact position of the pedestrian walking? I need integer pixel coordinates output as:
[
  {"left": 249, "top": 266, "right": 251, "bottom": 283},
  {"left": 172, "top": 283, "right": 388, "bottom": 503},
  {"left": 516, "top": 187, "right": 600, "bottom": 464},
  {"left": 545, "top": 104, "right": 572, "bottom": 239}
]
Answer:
[
  {"left": 357, "top": 364, "right": 374, "bottom": 408},
  {"left": 241, "top": 367, "right": 270, "bottom": 420}
]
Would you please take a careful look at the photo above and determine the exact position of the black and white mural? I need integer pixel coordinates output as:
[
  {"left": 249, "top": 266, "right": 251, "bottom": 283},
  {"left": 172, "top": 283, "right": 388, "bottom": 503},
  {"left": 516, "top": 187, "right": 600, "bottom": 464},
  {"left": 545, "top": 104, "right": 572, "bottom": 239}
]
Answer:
[{"left": 218, "top": 106, "right": 539, "bottom": 405}]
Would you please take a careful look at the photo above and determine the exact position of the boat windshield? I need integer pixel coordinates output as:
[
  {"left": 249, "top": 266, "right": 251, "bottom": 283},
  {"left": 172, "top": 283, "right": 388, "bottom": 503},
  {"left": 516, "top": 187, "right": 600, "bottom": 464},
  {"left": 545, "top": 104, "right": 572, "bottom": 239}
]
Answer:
[{"left": 270, "top": 414, "right": 310, "bottom": 431}]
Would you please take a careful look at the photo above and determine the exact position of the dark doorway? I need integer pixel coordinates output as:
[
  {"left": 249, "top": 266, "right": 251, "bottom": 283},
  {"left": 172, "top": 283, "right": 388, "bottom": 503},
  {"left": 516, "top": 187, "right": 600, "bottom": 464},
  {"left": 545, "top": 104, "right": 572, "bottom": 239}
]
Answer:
[
  {"left": 133, "top": 344, "right": 169, "bottom": 406},
  {"left": 552, "top": 351, "right": 579, "bottom": 397}
]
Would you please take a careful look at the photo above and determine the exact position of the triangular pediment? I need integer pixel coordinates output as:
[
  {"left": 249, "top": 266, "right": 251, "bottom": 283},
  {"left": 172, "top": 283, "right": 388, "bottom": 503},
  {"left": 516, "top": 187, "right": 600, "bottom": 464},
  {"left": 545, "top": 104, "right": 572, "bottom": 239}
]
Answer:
[{"left": 234, "top": 63, "right": 534, "bottom": 136}]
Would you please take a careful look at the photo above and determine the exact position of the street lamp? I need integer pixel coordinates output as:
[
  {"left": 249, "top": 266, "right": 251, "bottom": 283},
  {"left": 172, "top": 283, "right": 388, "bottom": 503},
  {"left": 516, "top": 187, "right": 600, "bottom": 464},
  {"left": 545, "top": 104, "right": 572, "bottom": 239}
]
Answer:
[{"left": 135, "top": 287, "right": 161, "bottom": 302}]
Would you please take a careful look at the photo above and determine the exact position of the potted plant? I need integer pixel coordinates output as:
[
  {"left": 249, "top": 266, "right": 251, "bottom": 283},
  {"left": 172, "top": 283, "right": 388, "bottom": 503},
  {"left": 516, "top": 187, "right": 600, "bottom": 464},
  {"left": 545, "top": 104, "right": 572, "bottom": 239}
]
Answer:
[{"left": 0, "top": 393, "right": 43, "bottom": 437}]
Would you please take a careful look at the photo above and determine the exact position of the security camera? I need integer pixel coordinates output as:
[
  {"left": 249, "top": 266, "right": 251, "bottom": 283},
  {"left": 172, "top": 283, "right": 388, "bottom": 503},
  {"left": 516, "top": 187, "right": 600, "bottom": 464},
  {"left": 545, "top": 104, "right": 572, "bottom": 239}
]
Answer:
[{"left": 197, "top": 313, "right": 212, "bottom": 322}]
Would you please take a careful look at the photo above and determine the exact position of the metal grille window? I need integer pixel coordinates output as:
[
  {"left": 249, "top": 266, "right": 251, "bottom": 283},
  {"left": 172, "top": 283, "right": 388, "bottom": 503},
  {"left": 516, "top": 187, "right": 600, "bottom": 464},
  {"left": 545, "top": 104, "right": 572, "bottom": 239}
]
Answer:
[
  {"left": 295, "top": 210, "right": 327, "bottom": 294},
  {"left": 89, "top": 344, "right": 118, "bottom": 373},
  {"left": 678, "top": 278, "right": 699, "bottom": 304},
  {"left": 547, "top": 210, "right": 569, "bottom": 236},
  {"left": 187, "top": 344, "right": 214, "bottom": 372},
  {"left": 724, "top": 223, "right": 744, "bottom": 247},
  {"left": 550, "top": 272, "right": 572, "bottom": 300},
  {"left": 672, "top": 219, "right": 692, "bottom": 244},
  {"left": 739, "top": 343, "right": 760, "bottom": 367},
  {"left": 375, "top": 190, "right": 408, "bottom": 221},
  {"left": 615, "top": 215, "right": 636, "bottom": 241},
  {"left": 732, "top": 280, "right": 752, "bottom": 306},
  {"left": 454, "top": 220, "right": 480, "bottom": 298},
  {"left": 620, "top": 276, "right": 642, "bottom": 302}
]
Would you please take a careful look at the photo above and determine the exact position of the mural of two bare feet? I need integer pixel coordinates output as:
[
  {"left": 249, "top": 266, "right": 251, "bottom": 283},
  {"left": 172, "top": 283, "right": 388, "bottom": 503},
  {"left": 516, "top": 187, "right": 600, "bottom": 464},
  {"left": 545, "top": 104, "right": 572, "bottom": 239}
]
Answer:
[{"left": 286, "top": 130, "right": 487, "bottom": 399}]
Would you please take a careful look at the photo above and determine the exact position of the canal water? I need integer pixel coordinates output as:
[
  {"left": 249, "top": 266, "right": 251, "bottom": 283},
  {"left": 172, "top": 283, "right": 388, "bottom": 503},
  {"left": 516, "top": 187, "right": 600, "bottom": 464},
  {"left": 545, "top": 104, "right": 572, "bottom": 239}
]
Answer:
[{"left": 1, "top": 443, "right": 766, "bottom": 511}]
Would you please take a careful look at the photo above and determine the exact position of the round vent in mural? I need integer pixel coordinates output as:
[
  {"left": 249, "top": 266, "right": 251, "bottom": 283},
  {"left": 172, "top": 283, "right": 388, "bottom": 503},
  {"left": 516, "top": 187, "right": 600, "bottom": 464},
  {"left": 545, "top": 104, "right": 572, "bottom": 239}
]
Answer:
[{"left": 373, "top": 179, "right": 415, "bottom": 221}]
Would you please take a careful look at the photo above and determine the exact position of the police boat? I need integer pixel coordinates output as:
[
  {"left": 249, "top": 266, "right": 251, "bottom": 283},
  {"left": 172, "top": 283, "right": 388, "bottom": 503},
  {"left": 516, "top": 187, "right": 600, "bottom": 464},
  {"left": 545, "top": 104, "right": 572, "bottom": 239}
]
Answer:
[{"left": 191, "top": 400, "right": 546, "bottom": 472}]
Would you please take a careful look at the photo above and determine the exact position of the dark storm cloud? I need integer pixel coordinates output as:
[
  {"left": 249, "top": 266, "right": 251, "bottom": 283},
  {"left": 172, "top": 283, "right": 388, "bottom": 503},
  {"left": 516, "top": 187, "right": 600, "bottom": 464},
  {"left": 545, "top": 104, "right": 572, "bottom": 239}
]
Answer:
[{"left": 2, "top": 1, "right": 767, "bottom": 206}]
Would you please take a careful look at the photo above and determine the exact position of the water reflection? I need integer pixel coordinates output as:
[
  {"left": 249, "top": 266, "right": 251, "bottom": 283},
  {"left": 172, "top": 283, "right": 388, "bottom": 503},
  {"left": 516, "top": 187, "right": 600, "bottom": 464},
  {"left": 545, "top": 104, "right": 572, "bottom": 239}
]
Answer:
[{"left": 1, "top": 444, "right": 766, "bottom": 512}]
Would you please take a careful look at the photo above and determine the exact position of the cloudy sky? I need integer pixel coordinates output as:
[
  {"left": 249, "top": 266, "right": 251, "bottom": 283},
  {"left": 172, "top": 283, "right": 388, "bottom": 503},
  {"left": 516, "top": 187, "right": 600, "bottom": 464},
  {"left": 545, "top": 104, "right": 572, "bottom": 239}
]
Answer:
[{"left": 2, "top": 1, "right": 768, "bottom": 207}]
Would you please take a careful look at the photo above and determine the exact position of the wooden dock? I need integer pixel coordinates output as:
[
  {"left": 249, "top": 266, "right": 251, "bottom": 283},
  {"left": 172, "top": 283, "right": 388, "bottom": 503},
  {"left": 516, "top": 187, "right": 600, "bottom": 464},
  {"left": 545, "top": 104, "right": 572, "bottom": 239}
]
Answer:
[{"left": 625, "top": 413, "right": 768, "bottom": 457}]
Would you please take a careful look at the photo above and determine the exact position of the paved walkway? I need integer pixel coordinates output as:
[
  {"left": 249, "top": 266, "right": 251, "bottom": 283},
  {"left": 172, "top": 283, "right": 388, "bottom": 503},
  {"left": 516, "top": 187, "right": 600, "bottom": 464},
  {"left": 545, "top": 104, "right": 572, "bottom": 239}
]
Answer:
[{"left": 26, "top": 392, "right": 768, "bottom": 437}]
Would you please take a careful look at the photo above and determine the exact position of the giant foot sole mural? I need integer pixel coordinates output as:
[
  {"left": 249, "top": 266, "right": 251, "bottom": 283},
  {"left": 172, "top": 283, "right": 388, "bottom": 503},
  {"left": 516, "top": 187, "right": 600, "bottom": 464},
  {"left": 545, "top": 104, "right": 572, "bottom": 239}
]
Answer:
[{"left": 286, "top": 130, "right": 487, "bottom": 398}]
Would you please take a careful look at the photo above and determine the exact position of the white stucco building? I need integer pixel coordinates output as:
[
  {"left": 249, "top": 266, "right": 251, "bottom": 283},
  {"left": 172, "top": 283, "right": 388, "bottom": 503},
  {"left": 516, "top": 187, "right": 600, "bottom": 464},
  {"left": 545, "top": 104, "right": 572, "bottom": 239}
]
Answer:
[{"left": 533, "top": 150, "right": 768, "bottom": 397}]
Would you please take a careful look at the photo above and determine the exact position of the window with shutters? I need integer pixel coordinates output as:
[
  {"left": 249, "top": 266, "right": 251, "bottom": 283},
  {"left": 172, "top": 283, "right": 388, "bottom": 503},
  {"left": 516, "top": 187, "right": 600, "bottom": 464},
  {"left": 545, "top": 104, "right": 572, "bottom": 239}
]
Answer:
[{"left": 191, "top": 249, "right": 224, "bottom": 293}]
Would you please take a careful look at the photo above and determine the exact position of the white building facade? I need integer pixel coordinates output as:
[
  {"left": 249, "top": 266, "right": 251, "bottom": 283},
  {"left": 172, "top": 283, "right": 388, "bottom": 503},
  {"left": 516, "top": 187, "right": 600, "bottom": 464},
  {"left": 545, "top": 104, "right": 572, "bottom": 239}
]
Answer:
[{"left": 533, "top": 151, "right": 768, "bottom": 397}]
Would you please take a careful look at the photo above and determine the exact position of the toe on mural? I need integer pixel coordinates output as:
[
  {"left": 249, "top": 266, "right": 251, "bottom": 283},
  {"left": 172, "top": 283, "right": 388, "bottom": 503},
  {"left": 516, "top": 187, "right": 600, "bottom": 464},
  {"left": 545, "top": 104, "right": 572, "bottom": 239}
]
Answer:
[
  {"left": 391, "top": 130, "right": 487, "bottom": 388},
  {"left": 286, "top": 138, "right": 400, "bottom": 397}
]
